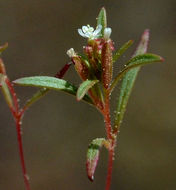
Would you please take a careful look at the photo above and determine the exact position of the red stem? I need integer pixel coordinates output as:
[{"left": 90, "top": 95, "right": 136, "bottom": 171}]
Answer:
[
  {"left": 5, "top": 78, "right": 31, "bottom": 190},
  {"left": 102, "top": 90, "right": 115, "bottom": 190},
  {"left": 103, "top": 91, "right": 112, "bottom": 139},
  {"left": 105, "top": 149, "right": 114, "bottom": 190},
  {"left": 16, "top": 114, "right": 31, "bottom": 190},
  {"left": 5, "top": 78, "right": 19, "bottom": 113}
]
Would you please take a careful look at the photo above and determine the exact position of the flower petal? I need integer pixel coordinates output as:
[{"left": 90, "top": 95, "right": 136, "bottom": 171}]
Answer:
[
  {"left": 93, "top": 25, "right": 102, "bottom": 37},
  {"left": 82, "top": 26, "right": 88, "bottom": 33},
  {"left": 89, "top": 26, "right": 94, "bottom": 32},
  {"left": 78, "top": 29, "right": 86, "bottom": 37}
]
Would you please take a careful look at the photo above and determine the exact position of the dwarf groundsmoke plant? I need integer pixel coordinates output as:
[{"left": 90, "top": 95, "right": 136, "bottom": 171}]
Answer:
[{"left": 0, "top": 8, "right": 164, "bottom": 190}]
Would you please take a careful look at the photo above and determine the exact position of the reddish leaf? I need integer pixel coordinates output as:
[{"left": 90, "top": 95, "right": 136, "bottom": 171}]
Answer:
[{"left": 86, "top": 138, "right": 108, "bottom": 181}]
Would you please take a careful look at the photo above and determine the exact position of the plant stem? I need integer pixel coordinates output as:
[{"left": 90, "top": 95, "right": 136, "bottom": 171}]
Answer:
[
  {"left": 102, "top": 89, "right": 115, "bottom": 190},
  {"left": 5, "top": 78, "right": 31, "bottom": 190},
  {"left": 5, "top": 78, "right": 19, "bottom": 113},
  {"left": 103, "top": 90, "right": 112, "bottom": 139},
  {"left": 105, "top": 149, "right": 114, "bottom": 190},
  {"left": 16, "top": 114, "right": 31, "bottom": 190}
]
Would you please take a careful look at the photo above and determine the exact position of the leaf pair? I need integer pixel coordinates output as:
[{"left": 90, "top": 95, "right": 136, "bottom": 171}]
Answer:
[{"left": 14, "top": 51, "right": 163, "bottom": 107}]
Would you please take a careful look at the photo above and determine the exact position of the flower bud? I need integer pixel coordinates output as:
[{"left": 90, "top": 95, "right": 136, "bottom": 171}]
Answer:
[
  {"left": 104, "top": 28, "right": 112, "bottom": 40},
  {"left": 67, "top": 48, "right": 76, "bottom": 58}
]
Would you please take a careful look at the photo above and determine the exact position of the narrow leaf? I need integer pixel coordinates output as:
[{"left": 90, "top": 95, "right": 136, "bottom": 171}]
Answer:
[
  {"left": 97, "top": 7, "right": 107, "bottom": 36},
  {"left": 23, "top": 88, "right": 49, "bottom": 110},
  {"left": 126, "top": 53, "right": 164, "bottom": 66},
  {"left": 114, "top": 29, "right": 150, "bottom": 128},
  {"left": 86, "top": 138, "right": 107, "bottom": 181},
  {"left": 13, "top": 76, "right": 93, "bottom": 104},
  {"left": 77, "top": 80, "right": 99, "bottom": 101},
  {"left": 110, "top": 53, "right": 163, "bottom": 92},
  {"left": 24, "top": 63, "right": 73, "bottom": 111},
  {"left": 0, "top": 74, "right": 13, "bottom": 109},
  {"left": 113, "top": 40, "right": 134, "bottom": 63}
]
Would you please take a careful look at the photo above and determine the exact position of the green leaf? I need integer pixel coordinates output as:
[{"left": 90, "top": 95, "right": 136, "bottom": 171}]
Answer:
[
  {"left": 97, "top": 7, "right": 107, "bottom": 37},
  {"left": 114, "top": 29, "right": 151, "bottom": 128},
  {"left": 77, "top": 79, "right": 99, "bottom": 101},
  {"left": 0, "top": 74, "right": 13, "bottom": 109},
  {"left": 110, "top": 53, "right": 163, "bottom": 92},
  {"left": 13, "top": 76, "right": 93, "bottom": 104},
  {"left": 86, "top": 138, "right": 107, "bottom": 181},
  {"left": 23, "top": 88, "right": 49, "bottom": 110},
  {"left": 113, "top": 40, "right": 133, "bottom": 63},
  {"left": 0, "top": 43, "right": 8, "bottom": 54},
  {"left": 127, "top": 53, "right": 164, "bottom": 66}
]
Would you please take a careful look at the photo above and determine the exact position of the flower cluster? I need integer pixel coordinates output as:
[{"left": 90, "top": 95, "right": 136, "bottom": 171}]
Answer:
[{"left": 66, "top": 23, "right": 114, "bottom": 110}]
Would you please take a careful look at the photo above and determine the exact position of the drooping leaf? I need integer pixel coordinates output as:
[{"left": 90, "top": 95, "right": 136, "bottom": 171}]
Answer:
[
  {"left": 110, "top": 53, "right": 163, "bottom": 92},
  {"left": 0, "top": 43, "right": 8, "bottom": 54},
  {"left": 13, "top": 76, "right": 93, "bottom": 104},
  {"left": 77, "top": 80, "right": 99, "bottom": 101},
  {"left": 0, "top": 74, "right": 13, "bottom": 109},
  {"left": 114, "top": 29, "right": 151, "bottom": 128},
  {"left": 86, "top": 138, "right": 107, "bottom": 181},
  {"left": 113, "top": 40, "right": 133, "bottom": 63},
  {"left": 97, "top": 7, "right": 107, "bottom": 37}
]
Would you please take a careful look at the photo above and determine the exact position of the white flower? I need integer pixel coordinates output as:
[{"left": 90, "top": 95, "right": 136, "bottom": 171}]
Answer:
[
  {"left": 104, "top": 27, "right": 112, "bottom": 40},
  {"left": 78, "top": 25, "right": 102, "bottom": 39},
  {"left": 67, "top": 48, "right": 76, "bottom": 58}
]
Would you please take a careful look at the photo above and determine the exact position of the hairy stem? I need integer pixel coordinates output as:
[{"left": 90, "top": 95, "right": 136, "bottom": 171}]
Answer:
[
  {"left": 5, "top": 78, "right": 19, "bottom": 113},
  {"left": 105, "top": 149, "right": 114, "bottom": 190},
  {"left": 102, "top": 89, "right": 115, "bottom": 190},
  {"left": 6, "top": 78, "right": 31, "bottom": 190},
  {"left": 103, "top": 90, "right": 112, "bottom": 139},
  {"left": 16, "top": 114, "right": 31, "bottom": 190}
]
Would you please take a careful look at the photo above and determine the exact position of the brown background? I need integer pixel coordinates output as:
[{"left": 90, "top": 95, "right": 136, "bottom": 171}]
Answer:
[{"left": 0, "top": 0, "right": 176, "bottom": 190}]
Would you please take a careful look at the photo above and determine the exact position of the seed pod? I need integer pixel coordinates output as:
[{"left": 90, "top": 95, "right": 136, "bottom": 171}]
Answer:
[
  {"left": 72, "top": 56, "right": 89, "bottom": 81},
  {"left": 101, "top": 40, "right": 113, "bottom": 89}
]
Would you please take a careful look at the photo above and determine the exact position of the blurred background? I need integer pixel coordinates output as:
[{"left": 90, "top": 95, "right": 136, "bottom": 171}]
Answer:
[{"left": 0, "top": 0, "right": 175, "bottom": 190}]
